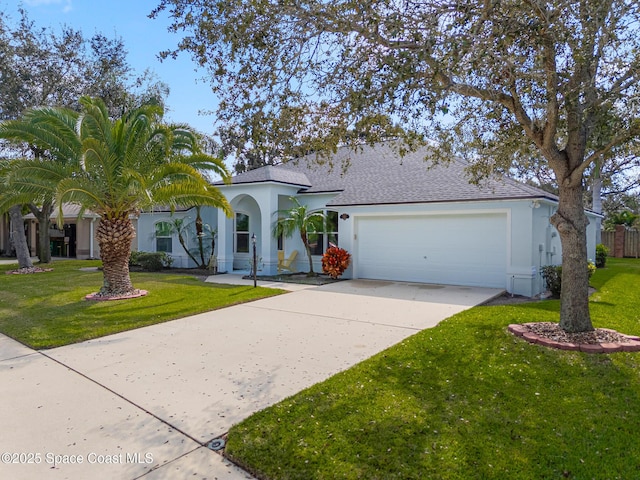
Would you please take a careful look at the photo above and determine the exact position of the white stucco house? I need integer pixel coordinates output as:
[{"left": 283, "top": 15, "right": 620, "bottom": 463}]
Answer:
[{"left": 136, "top": 144, "right": 600, "bottom": 297}]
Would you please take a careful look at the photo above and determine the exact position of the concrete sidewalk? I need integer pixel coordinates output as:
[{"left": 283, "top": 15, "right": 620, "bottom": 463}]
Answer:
[
  {"left": 0, "top": 278, "right": 501, "bottom": 479},
  {"left": 0, "top": 257, "right": 39, "bottom": 265}
]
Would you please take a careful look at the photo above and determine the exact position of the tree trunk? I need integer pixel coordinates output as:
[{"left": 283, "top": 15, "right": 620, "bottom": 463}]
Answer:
[
  {"left": 300, "top": 229, "right": 315, "bottom": 275},
  {"left": 8, "top": 205, "right": 33, "bottom": 269},
  {"left": 95, "top": 215, "right": 137, "bottom": 297},
  {"left": 178, "top": 229, "right": 201, "bottom": 266},
  {"left": 551, "top": 184, "right": 593, "bottom": 332},
  {"left": 195, "top": 206, "right": 207, "bottom": 267},
  {"left": 30, "top": 201, "right": 53, "bottom": 264}
]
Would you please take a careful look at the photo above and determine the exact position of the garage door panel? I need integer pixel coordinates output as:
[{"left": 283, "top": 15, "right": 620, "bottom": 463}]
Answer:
[{"left": 356, "top": 214, "right": 507, "bottom": 288}]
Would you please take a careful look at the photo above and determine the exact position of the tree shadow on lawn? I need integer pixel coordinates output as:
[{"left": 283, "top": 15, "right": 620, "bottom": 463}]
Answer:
[{"left": 229, "top": 312, "right": 640, "bottom": 479}]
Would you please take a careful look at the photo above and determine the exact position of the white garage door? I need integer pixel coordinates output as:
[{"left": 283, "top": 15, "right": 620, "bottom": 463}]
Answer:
[{"left": 356, "top": 213, "right": 507, "bottom": 288}]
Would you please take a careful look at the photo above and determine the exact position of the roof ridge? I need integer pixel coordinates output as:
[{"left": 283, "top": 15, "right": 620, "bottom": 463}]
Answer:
[{"left": 221, "top": 144, "right": 561, "bottom": 206}]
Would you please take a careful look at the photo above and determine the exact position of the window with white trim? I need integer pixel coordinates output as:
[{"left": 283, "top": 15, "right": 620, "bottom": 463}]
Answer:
[
  {"left": 235, "top": 213, "right": 250, "bottom": 253},
  {"left": 308, "top": 210, "right": 339, "bottom": 255},
  {"left": 155, "top": 221, "right": 173, "bottom": 253}
]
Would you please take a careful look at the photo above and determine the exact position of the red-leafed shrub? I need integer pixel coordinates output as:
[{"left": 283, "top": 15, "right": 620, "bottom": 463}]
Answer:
[{"left": 322, "top": 246, "right": 351, "bottom": 279}]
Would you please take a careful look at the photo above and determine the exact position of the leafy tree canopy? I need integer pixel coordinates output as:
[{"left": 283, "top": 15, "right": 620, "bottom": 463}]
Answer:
[
  {"left": 0, "top": 8, "right": 168, "bottom": 122},
  {"left": 153, "top": 0, "right": 640, "bottom": 170},
  {"left": 153, "top": 0, "right": 640, "bottom": 332}
]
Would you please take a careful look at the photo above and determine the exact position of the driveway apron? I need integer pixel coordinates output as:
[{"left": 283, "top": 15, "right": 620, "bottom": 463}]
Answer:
[{"left": 0, "top": 278, "right": 502, "bottom": 479}]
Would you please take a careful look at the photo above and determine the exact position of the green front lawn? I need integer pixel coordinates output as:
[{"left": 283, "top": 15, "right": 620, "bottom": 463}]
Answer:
[
  {"left": 0, "top": 260, "right": 283, "bottom": 349},
  {"left": 226, "top": 258, "right": 640, "bottom": 479}
]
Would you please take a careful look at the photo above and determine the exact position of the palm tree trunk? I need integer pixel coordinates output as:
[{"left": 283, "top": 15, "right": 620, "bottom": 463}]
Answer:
[
  {"left": 8, "top": 205, "right": 33, "bottom": 269},
  {"left": 178, "top": 230, "right": 201, "bottom": 266},
  {"left": 300, "top": 229, "right": 315, "bottom": 275},
  {"left": 195, "top": 206, "right": 206, "bottom": 266},
  {"left": 95, "top": 215, "right": 137, "bottom": 297}
]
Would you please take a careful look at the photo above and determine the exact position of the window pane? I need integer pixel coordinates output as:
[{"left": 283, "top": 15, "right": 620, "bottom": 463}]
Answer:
[
  {"left": 308, "top": 233, "right": 324, "bottom": 256},
  {"left": 237, "top": 233, "right": 249, "bottom": 253},
  {"left": 155, "top": 222, "right": 173, "bottom": 237},
  {"left": 157, "top": 238, "right": 172, "bottom": 252},
  {"left": 326, "top": 211, "right": 338, "bottom": 233},
  {"left": 328, "top": 233, "right": 338, "bottom": 247},
  {"left": 236, "top": 213, "right": 249, "bottom": 232}
]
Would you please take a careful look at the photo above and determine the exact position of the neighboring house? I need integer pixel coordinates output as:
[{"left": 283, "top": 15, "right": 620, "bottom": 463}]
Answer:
[
  {"left": 137, "top": 144, "right": 600, "bottom": 297},
  {"left": 23, "top": 204, "right": 101, "bottom": 259}
]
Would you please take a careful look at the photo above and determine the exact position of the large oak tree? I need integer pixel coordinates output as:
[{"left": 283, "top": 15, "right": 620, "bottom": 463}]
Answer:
[
  {"left": 153, "top": 0, "right": 640, "bottom": 332},
  {"left": 0, "top": 8, "right": 168, "bottom": 264}
]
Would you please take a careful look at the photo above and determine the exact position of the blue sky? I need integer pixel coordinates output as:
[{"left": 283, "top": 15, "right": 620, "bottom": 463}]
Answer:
[{"left": 2, "top": 0, "right": 218, "bottom": 134}]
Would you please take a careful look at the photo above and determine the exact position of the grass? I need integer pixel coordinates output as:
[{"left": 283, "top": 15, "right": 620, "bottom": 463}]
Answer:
[
  {"left": 226, "top": 258, "right": 640, "bottom": 480},
  {"left": 0, "top": 259, "right": 284, "bottom": 349}
]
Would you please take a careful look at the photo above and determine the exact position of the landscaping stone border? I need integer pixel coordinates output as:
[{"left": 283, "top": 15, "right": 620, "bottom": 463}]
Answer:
[
  {"left": 508, "top": 324, "right": 640, "bottom": 353},
  {"left": 85, "top": 290, "right": 148, "bottom": 301}
]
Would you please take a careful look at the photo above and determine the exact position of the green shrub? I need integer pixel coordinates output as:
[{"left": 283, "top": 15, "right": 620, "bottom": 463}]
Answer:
[
  {"left": 129, "top": 251, "right": 173, "bottom": 271},
  {"left": 129, "top": 250, "right": 143, "bottom": 267},
  {"left": 541, "top": 261, "right": 595, "bottom": 298},
  {"left": 595, "top": 243, "right": 609, "bottom": 268},
  {"left": 604, "top": 210, "right": 639, "bottom": 230}
]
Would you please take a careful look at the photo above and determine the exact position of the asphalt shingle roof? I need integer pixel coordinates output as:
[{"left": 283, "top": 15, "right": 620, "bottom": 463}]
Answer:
[
  {"left": 219, "top": 165, "right": 312, "bottom": 188},
  {"left": 224, "top": 143, "right": 557, "bottom": 206},
  {"left": 23, "top": 204, "right": 99, "bottom": 219}
]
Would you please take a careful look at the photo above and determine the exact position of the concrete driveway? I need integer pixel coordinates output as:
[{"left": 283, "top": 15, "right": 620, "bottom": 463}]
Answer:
[{"left": 0, "top": 276, "right": 501, "bottom": 479}]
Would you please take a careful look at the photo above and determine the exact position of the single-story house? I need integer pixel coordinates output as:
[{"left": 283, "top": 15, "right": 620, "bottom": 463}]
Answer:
[
  {"left": 22, "top": 204, "right": 102, "bottom": 259},
  {"left": 139, "top": 143, "right": 599, "bottom": 297}
]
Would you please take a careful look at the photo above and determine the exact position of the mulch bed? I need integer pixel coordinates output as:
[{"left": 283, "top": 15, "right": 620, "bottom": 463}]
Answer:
[
  {"left": 245, "top": 272, "right": 343, "bottom": 285},
  {"left": 5, "top": 266, "right": 53, "bottom": 275},
  {"left": 509, "top": 322, "right": 640, "bottom": 353},
  {"left": 85, "top": 290, "right": 148, "bottom": 301}
]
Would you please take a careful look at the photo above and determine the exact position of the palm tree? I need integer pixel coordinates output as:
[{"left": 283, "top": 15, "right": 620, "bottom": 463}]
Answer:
[
  {"left": 166, "top": 209, "right": 217, "bottom": 269},
  {"left": 0, "top": 96, "right": 232, "bottom": 298},
  {"left": 167, "top": 216, "right": 201, "bottom": 267},
  {"left": 273, "top": 197, "right": 325, "bottom": 275}
]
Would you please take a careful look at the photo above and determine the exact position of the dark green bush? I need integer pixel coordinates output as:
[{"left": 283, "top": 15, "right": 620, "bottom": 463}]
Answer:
[
  {"left": 541, "top": 262, "right": 595, "bottom": 298},
  {"left": 595, "top": 243, "right": 609, "bottom": 268},
  {"left": 129, "top": 251, "right": 173, "bottom": 271},
  {"left": 129, "top": 250, "right": 143, "bottom": 267},
  {"left": 541, "top": 265, "right": 562, "bottom": 297}
]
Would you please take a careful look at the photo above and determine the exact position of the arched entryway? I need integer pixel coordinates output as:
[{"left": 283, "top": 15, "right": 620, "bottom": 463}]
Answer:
[{"left": 221, "top": 194, "right": 263, "bottom": 272}]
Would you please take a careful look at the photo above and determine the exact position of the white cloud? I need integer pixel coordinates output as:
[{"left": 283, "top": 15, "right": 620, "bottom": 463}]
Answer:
[{"left": 23, "top": 0, "right": 73, "bottom": 13}]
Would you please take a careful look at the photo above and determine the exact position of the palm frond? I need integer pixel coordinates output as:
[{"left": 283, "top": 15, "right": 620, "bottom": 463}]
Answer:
[
  {"left": 0, "top": 108, "right": 81, "bottom": 162},
  {"left": 4, "top": 159, "right": 74, "bottom": 195},
  {"left": 151, "top": 181, "right": 232, "bottom": 215},
  {"left": 55, "top": 177, "right": 109, "bottom": 220},
  {"left": 175, "top": 152, "right": 231, "bottom": 181},
  {"left": 3, "top": 96, "right": 230, "bottom": 224},
  {"left": 78, "top": 96, "right": 113, "bottom": 144}
]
